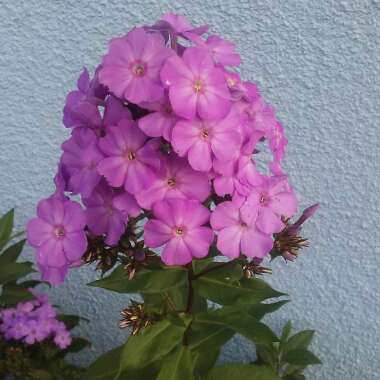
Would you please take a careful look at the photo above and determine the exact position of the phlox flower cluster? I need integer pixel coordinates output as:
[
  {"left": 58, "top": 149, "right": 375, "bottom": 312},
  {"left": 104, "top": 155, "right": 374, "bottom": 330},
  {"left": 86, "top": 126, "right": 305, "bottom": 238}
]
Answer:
[
  {"left": 0, "top": 291, "right": 72, "bottom": 349},
  {"left": 27, "top": 13, "right": 298, "bottom": 284}
]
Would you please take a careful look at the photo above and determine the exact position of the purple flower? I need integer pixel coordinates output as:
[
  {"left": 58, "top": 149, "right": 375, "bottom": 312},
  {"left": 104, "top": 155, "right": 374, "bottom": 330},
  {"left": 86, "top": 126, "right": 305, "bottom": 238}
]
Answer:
[
  {"left": 150, "top": 13, "right": 208, "bottom": 47},
  {"left": 54, "top": 330, "right": 72, "bottom": 349},
  {"left": 211, "top": 200, "right": 273, "bottom": 259},
  {"left": 287, "top": 203, "right": 319, "bottom": 235},
  {"left": 161, "top": 47, "right": 231, "bottom": 120},
  {"left": 241, "top": 176, "right": 298, "bottom": 235},
  {"left": 136, "top": 154, "right": 211, "bottom": 209},
  {"left": 61, "top": 128, "right": 104, "bottom": 197},
  {"left": 172, "top": 110, "right": 242, "bottom": 171},
  {"left": 97, "top": 119, "right": 160, "bottom": 194},
  {"left": 138, "top": 93, "right": 178, "bottom": 141},
  {"left": 99, "top": 27, "right": 173, "bottom": 104},
  {"left": 27, "top": 197, "right": 87, "bottom": 285},
  {"left": 102, "top": 95, "right": 132, "bottom": 128},
  {"left": 144, "top": 199, "right": 214, "bottom": 265},
  {"left": 197, "top": 35, "right": 241, "bottom": 67},
  {"left": 63, "top": 68, "right": 102, "bottom": 129},
  {"left": 83, "top": 182, "right": 140, "bottom": 245},
  {"left": 23, "top": 320, "right": 45, "bottom": 345}
]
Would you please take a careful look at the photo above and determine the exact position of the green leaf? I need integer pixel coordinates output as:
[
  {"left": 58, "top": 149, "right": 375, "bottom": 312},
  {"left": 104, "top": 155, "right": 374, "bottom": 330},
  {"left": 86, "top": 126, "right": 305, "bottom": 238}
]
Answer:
[
  {"left": 192, "top": 347, "right": 220, "bottom": 376},
  {"left": 283, "top": 374, "right": 306, "bottom": 380},
  {"left": 156, "top": 346, "right": 194, "bottom": 380},
  {"left": 194, "top": 275, "right": 284, "bottom": 306},
  {"left": 189, "top": 321, "right": 234, "bottom": 351},
  {"left": 0, "top": 209, "right": 14, "bottom": 250},
  {"left": 248, "top": 301, "right": 289, "bottom": 320},
  {"left": 57, "top": 314, "right": 83, "bottom": 330},
  {"left": 255, "top": 344, "right": 278, "bottom": 369},
  {"left": 195, "top": 308, "right": 278, "bottom": 346},
  {"left": 192, "top": 257, "right": 214, "bottom": 275},
  {"left": 29, "top": 369, "right": 53, "bottom": 380},
  {"left": 117, "top": 319, "right": 185, "bottom": 375},
  {"left": 0, "top": 239, "right": 25, "bottom": 265},
  {"left": 66, "top": 337, "right": 91, "bottom": 353},
  {"left": 89, "top": 265, "right": 187, "bottom": 295},
  {"left": 280, "top": 321, "right": 292, "bottom": 350},
  {"left": 0, "top": 261, "right": 35, "bottom": 284},
  {"left": 0, "top": 284, "right": 34, "bottom": 305},
  {"left": 204, "top": 364, "right": 281, "bottom": 380},
  {"left": 282, "top": 349, "right": 322, "bottom": 365},
  {"left": 83, "top": 345, "right": 123, "bottom": 380},
  {"left": 284, "top": 330, "right": 315, "bottom": 353}
]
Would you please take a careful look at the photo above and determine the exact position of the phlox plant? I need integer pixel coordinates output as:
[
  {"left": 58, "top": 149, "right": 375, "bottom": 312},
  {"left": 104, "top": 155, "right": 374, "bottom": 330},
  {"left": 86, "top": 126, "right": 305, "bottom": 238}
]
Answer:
[
  {"left": 0, "top": 209, "right": 89, "bottom": 380},
  {"left": 26, "top": 13, "right": 321, "bottom": 380}
]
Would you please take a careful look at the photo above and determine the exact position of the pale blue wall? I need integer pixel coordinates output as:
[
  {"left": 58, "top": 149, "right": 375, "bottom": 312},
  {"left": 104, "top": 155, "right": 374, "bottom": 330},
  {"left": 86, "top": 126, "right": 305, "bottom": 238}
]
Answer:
[{"left": 0, "top": 1, "right": 379, "bottom": 378}]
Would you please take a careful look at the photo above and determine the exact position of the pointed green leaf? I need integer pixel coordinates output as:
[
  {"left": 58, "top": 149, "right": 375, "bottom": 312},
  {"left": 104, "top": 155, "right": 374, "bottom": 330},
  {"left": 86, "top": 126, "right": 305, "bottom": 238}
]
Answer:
[
  {"left": 195, "top": 308, "right": 278, "bottom": 346},
  {"left": 89, "top": 265, "right": 187, "bottom": 294},
  {"left": 0, "top": 261, "right": 35, "bottom": 284},
  {"left": 65, "top": 337, "right": 91, "bottom": 353},
  {"left": 248, "top": 301, "right": 289, "bottom": 320},
  {"left": 0, "top": 239, "right": 25, "bottom": 265},
  {"left": 189, "top": 321, "right": 234, "bottom": 351},
  {"left": 0, "top": 209, "right": 14, "bottom": 250},
  {"left": 0, "top": 284, "right": 34, "bottom": 305},
  {"left": 192, "top": 347, "right": 220, "bottom": 376},
  {"left": 192, "top": 257, "right": 214, "bottom": 275},
  {"left": 284, "top": 330, "right": 315, "bottom": 353},
  {"left": 280, "top": 321, "right": 292, "bottom": 350},
  {"left": 118, "top": 319, "right": 185, "bottom": 375},
  {"left": 194, "top": 275, "right": 284, "bottom": 306},
  {"left": 204, "top": 364, "right": 281, "bottom": 380},
  {"left": 156, "top": 346, "right": 194, "bottom": 380},
  {"left": 282, "top": 349, "right": 322, "bottom": 365},
  {"left": 83, "top": 345, "right": 123, "bottom": 380}
]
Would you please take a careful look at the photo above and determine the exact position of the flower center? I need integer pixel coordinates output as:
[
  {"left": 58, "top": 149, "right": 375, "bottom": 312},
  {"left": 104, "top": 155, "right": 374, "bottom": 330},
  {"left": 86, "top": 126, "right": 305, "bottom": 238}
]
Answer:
[
  {"left": 167, "top": 177, "right": 176, "bottom": 188},
  {"left": 193, "top": 79, "right": 204, "bottom": 93},
  {"left": 124, "top": 151, "right": 136, "bottom": 161},
  {"left": 227, "top": 77, "right": 237, "bottom": 88},
  {"left": 259, "top": 192, "right": 270, "bottom": 205},
  {"left": 132, "top": 62, "right": 146, "bottom": 77},
  {"left": 174, "top": 226, "right": 185, "bottom": 236},
  {"left": 53, "top": 225, "right": 65, "bottom": 239},
  {"left": 200, "top": 129, "right": 210, "bottom": 140}
]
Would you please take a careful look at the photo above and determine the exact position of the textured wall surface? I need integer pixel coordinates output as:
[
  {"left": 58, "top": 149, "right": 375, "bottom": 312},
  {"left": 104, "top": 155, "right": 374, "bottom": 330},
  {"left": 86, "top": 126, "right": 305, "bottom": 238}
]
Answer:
[{"left": 0, "top": 1, "right": 379, "bottom": 378}]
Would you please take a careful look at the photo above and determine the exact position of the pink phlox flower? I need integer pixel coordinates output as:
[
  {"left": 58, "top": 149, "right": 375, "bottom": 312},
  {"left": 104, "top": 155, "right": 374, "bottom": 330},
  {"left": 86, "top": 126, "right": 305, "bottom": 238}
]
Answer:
[
  {"left": 102, "top": 95, "right": 132, "bottom": 128},
  {"left": 196, "top": 34, "right": 241, "bottom": 67},
  {"left": 97, "top": 119, "right": 160, "bottom": 194},
  {"left": 27, "top": 197, "right": 87, "bottom": 285},
  {"left": 61, "top": 128, "right": 104, "bottom": 198},
  {"left": 83, "top": 181, "right": 140, "bottom": 245},
  {"left": 267, "top": 121, "right": 288, "bottom": 175},
  {"left": 150, "top": 13, "right": 208, "bottom": 47},
  {"left": 210, "top": 200, "right": 273, "bottom": 259},
  {"left": 161, "top": 47, "right": 231, "bottom": 120},
  {"left": 172, "top": 109, "right": 241, "bottom": 171},
  {"left": 99, "top": 27, "right": 173, "bottom": 104},
  {"left": 138, "top": 93, "right": 178, "bottom": 141},
  {"left": 287, "top": 203, "right": 319, "bottom": 235},
  {"left": 144, "top": 198, "right": 214, "bottom": 265},
  {"left": 63, "top": 68, "right": 102, "bottom": 129},
  {"left": 136, "top": 154, "right": 211, "bottom": 209},
  {"left": 240, "top": 176, "right": 298, "bottom": 235}
]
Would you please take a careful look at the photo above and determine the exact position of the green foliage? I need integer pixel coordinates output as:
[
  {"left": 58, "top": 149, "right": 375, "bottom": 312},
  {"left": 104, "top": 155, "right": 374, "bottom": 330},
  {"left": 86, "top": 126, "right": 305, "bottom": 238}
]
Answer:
[
  {"left": 0, "top": 209, "right": 89, "bottom": 380},
  {"left": 256, "top": 321, "right": 321, "bottom": 379},
  {"left": 204, "top": 364, "right": 281, "bottom": 380},
  {"left": 85, "top": 241, "right": 320, "bottom": 379}
]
